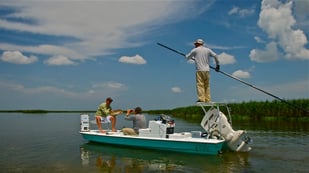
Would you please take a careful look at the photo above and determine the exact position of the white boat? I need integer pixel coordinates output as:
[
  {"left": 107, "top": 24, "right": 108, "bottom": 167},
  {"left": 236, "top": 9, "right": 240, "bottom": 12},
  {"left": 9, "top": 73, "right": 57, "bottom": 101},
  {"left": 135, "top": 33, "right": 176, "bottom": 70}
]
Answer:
[{"left": 80, "top": 102, "right": 251, "bottom": 155}]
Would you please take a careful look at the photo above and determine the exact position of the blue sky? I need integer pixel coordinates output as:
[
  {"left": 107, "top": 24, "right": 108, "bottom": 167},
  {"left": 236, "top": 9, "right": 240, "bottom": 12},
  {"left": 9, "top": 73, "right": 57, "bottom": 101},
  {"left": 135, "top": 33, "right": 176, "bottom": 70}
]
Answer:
[{"left": 0, "top": 0, "right": 308, "bottom": 110}]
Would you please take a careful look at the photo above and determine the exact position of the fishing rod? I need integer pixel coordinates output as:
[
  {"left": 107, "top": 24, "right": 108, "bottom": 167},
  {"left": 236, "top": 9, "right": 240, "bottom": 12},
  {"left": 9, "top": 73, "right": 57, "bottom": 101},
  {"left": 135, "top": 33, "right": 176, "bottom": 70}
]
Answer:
[{"left": 157, "top": 42, "right": 309, "bottom": 114}]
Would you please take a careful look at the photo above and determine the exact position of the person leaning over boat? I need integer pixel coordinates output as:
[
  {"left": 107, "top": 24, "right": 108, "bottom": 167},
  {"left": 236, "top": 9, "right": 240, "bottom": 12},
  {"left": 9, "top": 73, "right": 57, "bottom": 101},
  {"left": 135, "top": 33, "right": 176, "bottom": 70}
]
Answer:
[
  {"left": 122, "top": 107, "right": 146, "bottom": 136},
  {"left": 95, "top": 97, "right": 120, "bottom": 133},
  {"left": 186, "top": 38, "right": 220, "bottom": 103}
]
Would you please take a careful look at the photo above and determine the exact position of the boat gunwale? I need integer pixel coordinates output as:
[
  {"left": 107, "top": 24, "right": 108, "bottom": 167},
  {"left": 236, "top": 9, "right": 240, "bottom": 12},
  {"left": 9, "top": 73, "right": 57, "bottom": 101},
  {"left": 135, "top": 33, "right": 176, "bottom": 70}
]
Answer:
[{"left": 80, "top": 130, "right": 225, "bottom": 144}]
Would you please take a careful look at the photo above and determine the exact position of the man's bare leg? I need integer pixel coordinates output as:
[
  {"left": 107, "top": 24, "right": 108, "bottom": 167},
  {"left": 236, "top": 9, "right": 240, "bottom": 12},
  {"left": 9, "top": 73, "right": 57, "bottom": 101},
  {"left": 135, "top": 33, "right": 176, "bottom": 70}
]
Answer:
[
  {"left": 96, "top": 116, "right": 106, "bottom": 133},
  {"left": 110, "top": 116, "right": 117, "bottom": 132}
]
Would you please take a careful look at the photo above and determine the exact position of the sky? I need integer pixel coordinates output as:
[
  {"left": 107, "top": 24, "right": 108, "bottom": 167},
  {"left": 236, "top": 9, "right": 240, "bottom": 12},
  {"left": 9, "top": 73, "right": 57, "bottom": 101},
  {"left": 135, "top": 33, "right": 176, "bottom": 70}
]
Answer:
[{"left": 0, "top": 0, "right": 308, "bottom": 111}]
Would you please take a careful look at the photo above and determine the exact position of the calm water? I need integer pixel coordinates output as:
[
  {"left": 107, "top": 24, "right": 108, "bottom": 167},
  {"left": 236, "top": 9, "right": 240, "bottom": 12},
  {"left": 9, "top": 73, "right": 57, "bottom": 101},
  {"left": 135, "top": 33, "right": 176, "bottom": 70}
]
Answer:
[{"left": 0, "top": 113, "right": 308, "bottom": 173}]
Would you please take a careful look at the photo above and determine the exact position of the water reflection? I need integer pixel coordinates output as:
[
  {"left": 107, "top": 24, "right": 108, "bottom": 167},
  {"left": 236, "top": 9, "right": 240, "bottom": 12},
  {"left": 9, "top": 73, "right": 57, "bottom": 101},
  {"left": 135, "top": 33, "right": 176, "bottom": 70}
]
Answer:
[
  {"left": 80, "top": 143, "right": 186, "bottom": 172},
  {"left": 230, "top": 119, "right": 309, "bottom": 132},
  {"left": 80, "top": 142, "right": 251, "bottom": 173},
  {"left": 96, "top": 155, "right": 117, "bottom": 172},
  {"left": 218, "top": 152, "right": 251, "bottom": 173}
]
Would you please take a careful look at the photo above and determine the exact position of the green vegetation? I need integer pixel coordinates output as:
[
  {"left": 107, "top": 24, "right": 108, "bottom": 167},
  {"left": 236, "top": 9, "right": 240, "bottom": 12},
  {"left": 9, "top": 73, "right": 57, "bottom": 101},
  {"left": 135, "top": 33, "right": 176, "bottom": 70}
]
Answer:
[
  {"left": 228, "top": 99, "right": 309, "bottom": 120},
  {"left": 145, "top": 99, "right": 309, "bottom": 121},
  {"left": 146, "top": 106, "right": 204, "bottom": 122}
]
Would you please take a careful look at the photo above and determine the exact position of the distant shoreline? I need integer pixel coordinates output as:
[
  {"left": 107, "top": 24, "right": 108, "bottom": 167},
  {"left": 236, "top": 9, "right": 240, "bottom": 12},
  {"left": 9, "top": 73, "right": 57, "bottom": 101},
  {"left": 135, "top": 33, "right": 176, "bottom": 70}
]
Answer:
[{"left": 1, "top": 99, "right": 308, "bottom": 118}]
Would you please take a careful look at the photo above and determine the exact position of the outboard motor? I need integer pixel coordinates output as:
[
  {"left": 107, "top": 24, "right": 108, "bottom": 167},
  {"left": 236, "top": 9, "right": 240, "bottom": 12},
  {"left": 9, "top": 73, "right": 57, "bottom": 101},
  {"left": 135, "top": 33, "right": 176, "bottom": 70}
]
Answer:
[{"left": 201, "top": 108, "right": 252, "bottom": 152}]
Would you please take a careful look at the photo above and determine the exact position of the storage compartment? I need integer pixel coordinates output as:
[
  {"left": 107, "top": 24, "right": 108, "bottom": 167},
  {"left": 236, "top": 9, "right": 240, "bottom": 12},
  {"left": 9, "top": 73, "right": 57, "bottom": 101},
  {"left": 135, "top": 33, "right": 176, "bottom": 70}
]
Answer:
[
  {"left": 138, "top": 128, "right": 151, "bottom": 135},
  {"left": 139, "top": 121, "right": 166, "bottom": 138},
  {"left": 191, "top": 131, "right": 202, "bottom": 138},
  {"left": 168, "top": 132, "right": 192, "bottom": 139},
  {"left": 80, "top": 114, "right": 90, "bottom": 131}
]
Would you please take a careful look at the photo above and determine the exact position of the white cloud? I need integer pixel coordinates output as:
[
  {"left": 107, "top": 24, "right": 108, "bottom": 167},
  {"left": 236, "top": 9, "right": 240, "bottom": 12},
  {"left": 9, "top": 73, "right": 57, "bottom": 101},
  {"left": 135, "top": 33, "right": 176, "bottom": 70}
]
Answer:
[
  {"left": 217, "top": 52, "right": 236, "bottom": 65},
  {"left": 0, "top": 43, "right": 82, "bottom": 60},
  {"left": 0, "top": 79, "right": 127, "bottom": 103},
  {"left": 228, "top": 6, "right": 255, "bottom": 17},
  {"left": 118, "top": 54, "right": 147, "bottom": 65},
  {"left": 0, "top": 80, "right": 75, "bottom": 97},
  {"left": 249, "top": 42, "right": 279, "bottom": 63},
  {"left": 92, "top": 81, "right": 125, "bottom": 89},
  {"left": 171, "top": 87, "right": 182, "bottom": 93},
  {"left": 89, "top": 81, "right": 127, "bottom": 97},
  {"left": 0, "top": 1, "right": 203, "bottom": 64},
  {"left": 254, "top": 36, "right": 265, "bottom": 43},
  {"left": 44, "top": 55, "right": 77, "bottom": 66},
  {"left": 232, "top": 70, "right": 251, "bottom": 79},
  {"left": 0, "top": 79, "right": 115, "bottom": 110},
  {"left": 207, "top": 44, "right": 245, "bottom": 50},
  {"left": 228, "top": 7, "right": 239, "bottom": 15},
  {"left": 1, "top": 50, "right": 37, "bottom": 64},
  {"left": 256, "top": 0, "right": 309, "bottom": 61}
]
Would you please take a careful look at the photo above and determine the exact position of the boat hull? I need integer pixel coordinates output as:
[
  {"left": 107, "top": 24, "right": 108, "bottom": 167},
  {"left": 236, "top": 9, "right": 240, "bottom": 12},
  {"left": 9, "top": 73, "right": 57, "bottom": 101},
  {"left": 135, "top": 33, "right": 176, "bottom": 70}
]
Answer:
[{"left": 80, "top": 131, "right": 224, "bottom": 155}]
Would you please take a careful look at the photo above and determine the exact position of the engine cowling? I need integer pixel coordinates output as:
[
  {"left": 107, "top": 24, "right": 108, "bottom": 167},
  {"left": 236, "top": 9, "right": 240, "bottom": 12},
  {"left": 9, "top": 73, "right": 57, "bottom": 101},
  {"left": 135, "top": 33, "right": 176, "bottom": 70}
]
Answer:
[{"left": 201, "top": 108, "right": 252, "bottom": 152}]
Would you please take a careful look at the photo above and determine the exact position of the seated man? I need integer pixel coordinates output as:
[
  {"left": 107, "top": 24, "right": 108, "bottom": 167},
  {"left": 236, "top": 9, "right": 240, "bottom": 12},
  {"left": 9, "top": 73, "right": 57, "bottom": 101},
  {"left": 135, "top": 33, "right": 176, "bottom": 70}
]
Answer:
[
  {"left": 122, "top": 107, "right": 146, "bottom": 136},
  {"left": 95, "top": 97, "right": 122, "bottom": 133}
]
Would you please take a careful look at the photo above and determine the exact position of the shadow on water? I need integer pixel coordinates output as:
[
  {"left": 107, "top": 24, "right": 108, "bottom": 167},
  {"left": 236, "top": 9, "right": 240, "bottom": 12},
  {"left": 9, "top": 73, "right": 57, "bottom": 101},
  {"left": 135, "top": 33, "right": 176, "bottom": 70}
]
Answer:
[{"left": 80, "top": 142, "right": 251, "bottom": 173}]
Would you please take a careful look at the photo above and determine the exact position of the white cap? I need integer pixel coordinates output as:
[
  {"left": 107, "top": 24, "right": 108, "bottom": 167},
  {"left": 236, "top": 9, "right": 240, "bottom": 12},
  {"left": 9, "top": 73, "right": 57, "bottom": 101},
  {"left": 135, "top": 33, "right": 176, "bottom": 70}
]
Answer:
[{"left": 194, "top": 39, "right": 204, "bottom": 45}]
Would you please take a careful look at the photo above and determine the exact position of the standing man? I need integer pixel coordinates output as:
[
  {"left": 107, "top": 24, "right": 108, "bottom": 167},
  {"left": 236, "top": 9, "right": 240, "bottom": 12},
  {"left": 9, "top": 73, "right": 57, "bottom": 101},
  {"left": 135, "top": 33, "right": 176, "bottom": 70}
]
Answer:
[
  {"left": 95, "top": 97, "right": 120, "bottom": 133},
  {"left": 186, "top": 39, "right": 220, "bottom": 103},
  {"left": 122, "top": 107, "right": 146, "bottom": 136}
]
